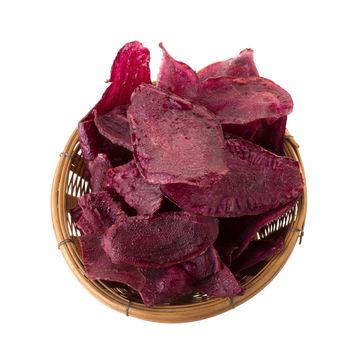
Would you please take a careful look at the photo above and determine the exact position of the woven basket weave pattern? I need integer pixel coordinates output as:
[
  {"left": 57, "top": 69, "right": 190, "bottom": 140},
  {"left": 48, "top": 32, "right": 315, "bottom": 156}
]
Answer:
[{"left": 51, "top": 130, "right": 307, "bottom": 323}]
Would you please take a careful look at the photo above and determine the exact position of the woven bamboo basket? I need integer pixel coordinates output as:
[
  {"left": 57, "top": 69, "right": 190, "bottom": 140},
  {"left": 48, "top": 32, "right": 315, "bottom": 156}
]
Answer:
[{"left": 51, "top": 129, "right": 307, "bottom": 323}]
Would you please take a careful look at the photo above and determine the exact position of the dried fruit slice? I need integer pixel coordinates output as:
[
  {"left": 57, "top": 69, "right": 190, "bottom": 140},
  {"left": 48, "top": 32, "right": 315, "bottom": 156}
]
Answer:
[
  {"left": 94, "top": 106, "right": 132, "bottom": 151},
  {"left": 215, "top": 201, "right": 296, "bottom": 267},
  {"left": 157, "top": 43, "right": 199, "bottom": 100},
  {"left": 103, "top": 161, "right": 163, "bottom": 216},
  {"left": 231, "top": 236, "right": 285, "bottom": 273},
  {"left": 127, "top": 83, "right": 228, "bottom": 186},
  {"left": 182, "top": 246, "right": 222, "bottom": 281},
  {"left": 88, "top": 154, "right": 112, "bottom": 193},
  {"left": 197, "top": 48, "right": 259, "bottom": 81},
  {"left": 194, "top": 265, "right": 242, "bottom": 298},
  {"left": 102, "top": 212, "right": 219, "bottom": 268},
  {"left": 78, "top": 118, "right": 132, "bottom": 166},
  {"left": 79, "top": 234, "right": 145, "bottom": 290},
  {"left": 196, "top": 76, "right": 293, "bottom": 125},
  {"left": 162, "top": 138, "right": 304, "bottom": 217},
  {"left": 140, "top": 266, "right": 193, "bottom": 307},
  {"left": 73, "top": 191, "right": 126, "bottom": 236},
  {"left": 78, "top": 41, "right": 150, "bottom": 163}
]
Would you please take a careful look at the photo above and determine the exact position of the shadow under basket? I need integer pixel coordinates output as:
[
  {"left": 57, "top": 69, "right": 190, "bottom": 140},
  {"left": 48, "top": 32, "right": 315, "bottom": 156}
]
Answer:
[{"left": 51, "top": 129, "right": 307, "bottom": 323}]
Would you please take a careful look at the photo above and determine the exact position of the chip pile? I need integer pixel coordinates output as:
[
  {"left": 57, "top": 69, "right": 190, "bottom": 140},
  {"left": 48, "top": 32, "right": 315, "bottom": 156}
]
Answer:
[{"left": 71, "top": 41, "right": 304, "bottom": 307}]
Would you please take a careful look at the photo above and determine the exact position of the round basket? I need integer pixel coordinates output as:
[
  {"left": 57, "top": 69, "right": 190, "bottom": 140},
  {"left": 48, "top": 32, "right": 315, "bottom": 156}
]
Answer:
[{"left": 51, "top": 129, "right": 307, "bottom": 323}]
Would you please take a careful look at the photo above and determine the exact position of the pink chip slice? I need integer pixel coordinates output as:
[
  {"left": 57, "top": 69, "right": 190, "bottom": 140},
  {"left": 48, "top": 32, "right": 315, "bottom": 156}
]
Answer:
[
  {"left": 127, "top": 83, "right": 228, "bottom": 186},
  {"left": 197, "top": 48, "right": 259, "bottom": 81}
]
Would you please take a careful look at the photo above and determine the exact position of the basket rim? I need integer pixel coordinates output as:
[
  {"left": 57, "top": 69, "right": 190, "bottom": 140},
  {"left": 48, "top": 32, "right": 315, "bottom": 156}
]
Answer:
[{"left": 51, "top": 129, "right": 307, "bottom": 323}]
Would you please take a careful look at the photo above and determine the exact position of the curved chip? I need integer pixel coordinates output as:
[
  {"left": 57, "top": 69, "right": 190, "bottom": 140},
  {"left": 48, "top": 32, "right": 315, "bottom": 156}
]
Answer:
[
  {"left": 197, "top": 48, "right": 259, "bottom": 81},
  {"left": 161, "top": 138, "right": 304, "bottom": 217},
  {"left": 194, "top": 265, "right": 242, "bottom": 298},
  {"left": 157, "top": 43, "right": 199, "bottom": 99},
  {"left": 79, "top": 234, "right": 146, "bottom": 290},
  {"left": 88, "top": 153, "right": 112, "bottom": 193},
  {"left": 102, "top": 212, "right": 219, "bottom": 268},
  {"left": 196, "top": 76, "right": 293, "bottom": 125},
  {"left": 94, "top": 106, "right": 133, "bottom": 151},
  {"left": 78, "top": 41, "right": 150, "bottom": 163},
  {"left": 103, "top": 161, "right": 163, "bottom": 216}
]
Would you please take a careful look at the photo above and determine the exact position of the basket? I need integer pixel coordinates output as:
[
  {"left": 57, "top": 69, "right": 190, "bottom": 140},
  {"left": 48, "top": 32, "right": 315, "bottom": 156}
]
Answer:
[{"left": 51, "top": 129, "right": 307, "bottom": 323}]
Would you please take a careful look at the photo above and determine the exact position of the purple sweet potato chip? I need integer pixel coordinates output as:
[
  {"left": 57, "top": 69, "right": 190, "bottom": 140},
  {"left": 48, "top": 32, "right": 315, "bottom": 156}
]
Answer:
[
  {"left": 73, "top": 191, "right": 126, "bottom": 236},
  {"left": 127, "top": 83, "right": 228, "bottom": 186},
  {"left": 161, "top": 138, "right": 304, "bottom": 218},
  {"left": 222, "top": 115, "right": 287, "bottom": 155},
  {"left": 88, "top": 154, "right": 112, "bottom": 193},
  {"left": 93, "top": 41, "right": 151, "bottom": 116},
  {"left": 157, "top": 43, "right": 199, "bottom": 100},
  {"left": 196, "top": 76, "right": 293, "bottom": 125},
  {"left": 195, "top": 76, "right": 292, "bottom": 153},
  {"left": 79, "top": 234, "right": 145, "bottom": 290},
  {"left": 78, "top": 41, "right": 150, "bottom": 163},
  {"left": 103, "top": 160, "right": 163, "bottom": 216},
  {"left": 231, "top": 236, "right": 285, "bottom": 273},
  {"left": 139, "top": 266, "right": 193, "bottom": 307},
  {"left": 102, "top": 212, "right": 219, "bottom": 268},
  {"left": 194, "top": 265, "right": 242, "bottom": 298},
  {"left": 94, "top": 106, "right": 132, "bottom": 151},
  {"left": 181, "top": 246, "right": 222, "bottom": 281},
  {"left": 78, "top": 118, "right": 133, "bottom": 166},
  {"left": 197, "top": 48, "right": 259, "bottom": 81},
  {"left": 215, "top": 201, "right": 296, "bottom": 267}
]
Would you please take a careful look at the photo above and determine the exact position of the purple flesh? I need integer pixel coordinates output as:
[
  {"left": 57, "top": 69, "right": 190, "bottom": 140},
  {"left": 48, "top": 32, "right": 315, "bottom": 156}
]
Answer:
[
  {"left": 197, "top": 48, "right": 259, "bottom": 81},
  {"left": 195, "top": 265, "right": 242, "bottom": 298},
  {"left": 157, "top": 43, "right": 199, "bottom": 100},
  {"left": 231, "top": 236, "right": 285, "bottom": 273},
  {"left": 88, "top": 154, "right": 112, "bottom": 193},
  {"left": 103, "top": 160, "right": 163, "bottom": 216},
  {"left": 102, "top": 212, "right": 219, "bottom": 268},
  {"left": 79, "top": 234, "right": 145, "bottom": 290},
  {"left": 215, "top": 201, "right": 296, "bottom": 267},
  {"left": 127, "top": 83, "right": 228, "bottom": 186},
  {"left": 73, "top": 191, "right": 126, "bottom": 236},
  {"left": 140, "top": 266, "right": 194, "bottom": 307},
  {"left": 162, "top": 138, "right": 304, "bottom": 218},
  {"left": 94, "top": 106, "right": 133, "bottom": 151}
]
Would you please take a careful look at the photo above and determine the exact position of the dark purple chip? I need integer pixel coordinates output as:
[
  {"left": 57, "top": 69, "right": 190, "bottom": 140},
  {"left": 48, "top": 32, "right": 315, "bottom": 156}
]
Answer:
[
  {"left": 78, "top": 118, "right": 133, "bottom": 166},
  {"left": 94, "top": 106, "right": 133, "bottom": 151},
  {"left": 103, "top": 161, "right": 163, "bottom": 216},
  {"left": 102, "top": 212, "right": 219, "bottom": 268},
  {"left": 231, "top": 236, "right": 285, "bottom": 273},
  {"left": 127, "top": 83, "right": 228, "bottom": 186},
  {"left": 157, "top": 43, "right": 199, "bottom": 100},
  {"left": 197, "top": 48, "right": 259, "bottom": 81},
  {"left": 215, "top": 201, "right": 296, "bottom": 267},
  {"left": 88, "top": 153, "right": 112, "bottom": 193},
  {"left": 162, "top": 138, "right": 303, "bottom": 218},
  {"left": 79, "top": 234, "right": 145, "bottom": 290},
  {"left": 139, "top": 266, "right": 193, "bottom": 307},
  {"left": 194, "top": 265, "right": 242, "bottom": 298},
  {"left": 181, "top": 246, "right": 222, "bottom": 281},
  {"left": 74, "top": 191, "right": 126, "bottom": 236}
]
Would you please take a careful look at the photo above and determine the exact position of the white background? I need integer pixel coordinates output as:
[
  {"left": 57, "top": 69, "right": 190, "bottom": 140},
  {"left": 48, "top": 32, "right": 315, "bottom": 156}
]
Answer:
[{"left": 1, "top": 0, "right": 349, "bottom": 349}]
